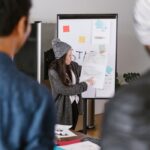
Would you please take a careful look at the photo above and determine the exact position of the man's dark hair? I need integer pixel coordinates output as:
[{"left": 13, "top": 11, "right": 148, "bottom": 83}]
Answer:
[{"left": 0, "top": 0, "right": 32, "bottom": 36}]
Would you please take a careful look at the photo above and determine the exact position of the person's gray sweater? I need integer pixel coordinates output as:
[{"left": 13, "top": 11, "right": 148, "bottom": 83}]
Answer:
[{"left": 49, "top": 61, "right": 87, "bottom": 125}]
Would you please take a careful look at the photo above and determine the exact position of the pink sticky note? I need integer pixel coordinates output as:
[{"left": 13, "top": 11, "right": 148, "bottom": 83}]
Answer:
[{"left": 63, "top": 25, "right": 70, "bottom": 32}]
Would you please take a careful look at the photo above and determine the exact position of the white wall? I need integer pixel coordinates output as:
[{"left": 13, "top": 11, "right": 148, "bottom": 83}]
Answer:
[{"left": 31, "top": 0, "right": 150, "bottom": 113}]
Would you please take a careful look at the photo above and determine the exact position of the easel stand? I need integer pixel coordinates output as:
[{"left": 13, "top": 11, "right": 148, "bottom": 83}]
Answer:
[
  {"left": 87, "top": 99, "right": 95, "bottom": 129},
  {"left": 83, "top": 98, "right": 95, "bottom": 134}
]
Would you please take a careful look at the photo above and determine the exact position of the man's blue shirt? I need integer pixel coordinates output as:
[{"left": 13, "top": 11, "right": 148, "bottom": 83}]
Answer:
[{"left": 0, "top": 52, "right": 55, "bottom": 150}]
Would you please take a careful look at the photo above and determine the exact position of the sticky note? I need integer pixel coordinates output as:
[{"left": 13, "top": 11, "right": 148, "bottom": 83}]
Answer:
[
  {"left": 79, "top": 36, "right": 86, "bottom": 43},
  {"left": 63, "top": 25, "right": 70, "bottom": 32},
  {"left": 106, "top": 66, "right": 113, "bottom": 74},
  {"left": 95, "top": 20, "right": 103, "bottom": 29},
  {"left": 95, "top": 20, "right": 106, "bottom": 30}
]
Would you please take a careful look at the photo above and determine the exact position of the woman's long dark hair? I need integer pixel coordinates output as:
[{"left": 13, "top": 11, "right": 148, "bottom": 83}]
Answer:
[{"left": 50, "top": 53, "right": 72, "bottom": 86}]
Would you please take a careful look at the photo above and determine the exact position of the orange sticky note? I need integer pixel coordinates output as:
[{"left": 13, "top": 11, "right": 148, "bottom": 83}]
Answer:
[
  {"left": 79, "top": 36, "right": 86, "bottom": 43},
  {"left": 63, "top": 25, "right": 70, "bottom": 32}
]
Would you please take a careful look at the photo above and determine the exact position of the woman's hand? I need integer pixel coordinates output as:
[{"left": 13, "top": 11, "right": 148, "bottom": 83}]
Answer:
[{"left": 86, "top": 77, "right": 95, "bottom": 86}]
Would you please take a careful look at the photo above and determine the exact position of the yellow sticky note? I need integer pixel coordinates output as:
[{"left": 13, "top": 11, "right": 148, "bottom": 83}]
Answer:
[{"left": 79, "top": 36, "right": 86, "bottom": 43}]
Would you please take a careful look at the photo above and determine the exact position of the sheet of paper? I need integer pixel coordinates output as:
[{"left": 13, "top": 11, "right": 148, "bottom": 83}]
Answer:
[
  {"left": 55, "top": 124, "right": 72, "bottom": 130},
  {"left": 60, "top": 141, "right": 101, "bottom": 150},
  {"left": 80, "top": 49, "right": 108, "bottom": 89},
  {"left": 55, "top": 124, "right": 77, "bottom": 138},
  {"left": 96, "top": 74, "right": 115, "bottom": 98}
]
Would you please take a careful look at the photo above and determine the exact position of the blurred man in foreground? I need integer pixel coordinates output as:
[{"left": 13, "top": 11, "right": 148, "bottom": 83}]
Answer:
[
  {"left": 102, "top": 0, "right": 150, "bottom": 150},
  {"left": 0, "top": 0, "right": 55, "bottom": 149}
]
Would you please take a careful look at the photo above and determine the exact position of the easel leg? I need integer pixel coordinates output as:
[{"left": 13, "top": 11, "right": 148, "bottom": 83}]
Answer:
[{"left": 83, "top": 98, "right": 87, "bottom": 134}]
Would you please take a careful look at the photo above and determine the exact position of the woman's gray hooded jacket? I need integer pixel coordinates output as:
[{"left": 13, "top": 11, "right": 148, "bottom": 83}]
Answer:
[{"left": 49, "top": 61, "right": 87, "bottom": 125}]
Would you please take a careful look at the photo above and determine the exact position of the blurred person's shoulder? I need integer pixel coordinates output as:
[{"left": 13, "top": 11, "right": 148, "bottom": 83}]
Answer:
[
  {"left": 107, "top": 69, "right": 150, "bottom": 110},
  {"left": 103, "top": 70, "right": 150, "bottom": 138}
]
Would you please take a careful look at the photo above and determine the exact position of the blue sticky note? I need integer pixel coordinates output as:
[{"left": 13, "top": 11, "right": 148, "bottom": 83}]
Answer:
[
  {"left": 106, "top": 66, "right": 113, "bottom": 74},
  {"left": 95, "top": 20, "right": 106, "bottom": 30},
  {"left": 53, "top": 146, "right": 64, "bottom": 150}
]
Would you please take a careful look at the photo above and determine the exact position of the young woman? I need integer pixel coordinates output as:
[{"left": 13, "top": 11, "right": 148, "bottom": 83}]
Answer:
[{"left": 49, "top": 38, "right": 94, "bottom": 130}]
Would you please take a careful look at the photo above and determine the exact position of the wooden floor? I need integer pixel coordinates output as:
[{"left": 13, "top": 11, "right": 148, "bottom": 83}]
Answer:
[{"left": 75, "top": 114, "right": 103, "bottom": 138}]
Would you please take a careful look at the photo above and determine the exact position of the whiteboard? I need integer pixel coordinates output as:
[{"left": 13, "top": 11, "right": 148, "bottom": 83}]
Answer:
[{"left": 57, "top": 14, "right": 118, "bottom": 98}]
